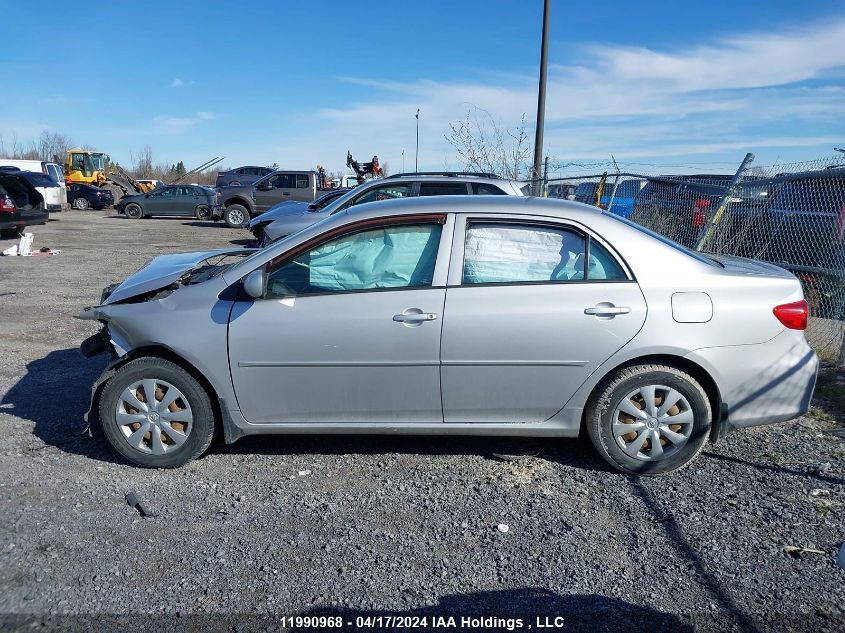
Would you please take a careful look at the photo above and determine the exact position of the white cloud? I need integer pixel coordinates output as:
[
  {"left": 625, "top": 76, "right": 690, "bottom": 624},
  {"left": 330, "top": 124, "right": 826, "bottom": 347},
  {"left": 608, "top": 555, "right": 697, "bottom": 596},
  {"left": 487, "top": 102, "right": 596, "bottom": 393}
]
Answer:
[
  {"left": 152, "top": 111, "right": 215, "bottom": 132},
  {"left": 275, "top": 16, "right": 845, "bottom": 171},
  {"left": 171, "top": 78, "right": 184, "bottom": 88}
]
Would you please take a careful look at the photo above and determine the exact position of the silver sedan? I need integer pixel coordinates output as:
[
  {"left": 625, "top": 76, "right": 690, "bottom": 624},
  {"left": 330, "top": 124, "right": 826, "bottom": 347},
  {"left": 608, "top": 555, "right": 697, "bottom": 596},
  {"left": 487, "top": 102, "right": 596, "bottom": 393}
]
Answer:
[{"left": 80, "top": 196, "right": 818, "bottom": 474}]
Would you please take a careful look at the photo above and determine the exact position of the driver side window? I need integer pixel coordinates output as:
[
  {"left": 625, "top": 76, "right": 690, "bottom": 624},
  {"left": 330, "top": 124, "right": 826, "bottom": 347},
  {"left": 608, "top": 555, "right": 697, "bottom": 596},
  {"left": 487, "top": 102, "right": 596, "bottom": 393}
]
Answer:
[{"left": 265, "top": 222, "right": 442, "bottom": 298}]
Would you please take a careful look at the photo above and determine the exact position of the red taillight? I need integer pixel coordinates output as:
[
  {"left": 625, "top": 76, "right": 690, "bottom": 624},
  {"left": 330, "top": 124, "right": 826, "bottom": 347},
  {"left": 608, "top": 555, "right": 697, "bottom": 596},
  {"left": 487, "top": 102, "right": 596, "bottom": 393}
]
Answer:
[
  {"left": 0, "top": 194, "right": 16, "bottom": 213},
  {"left": 692, "top": 198, "right": 710, "bottom": 227},
  {"left": 835, "top": 202, "right": 845, "bottom": 242},
  {"left": 773, "top": 300, "right": 809, "bottom": 330}
]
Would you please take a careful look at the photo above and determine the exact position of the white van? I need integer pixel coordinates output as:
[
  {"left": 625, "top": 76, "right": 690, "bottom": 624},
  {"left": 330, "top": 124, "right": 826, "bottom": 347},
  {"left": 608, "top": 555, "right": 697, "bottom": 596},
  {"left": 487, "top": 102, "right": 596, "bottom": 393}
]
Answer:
[{"left": 0, "top": 159, "right": 68, "bottom": 211}]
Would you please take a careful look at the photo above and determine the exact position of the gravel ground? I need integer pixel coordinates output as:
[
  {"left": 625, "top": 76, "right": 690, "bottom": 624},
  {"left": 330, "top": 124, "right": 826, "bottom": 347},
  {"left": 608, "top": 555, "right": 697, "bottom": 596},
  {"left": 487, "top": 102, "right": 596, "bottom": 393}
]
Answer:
[{"left": 0, "top": 211, "right": 844, "bottom": 632}]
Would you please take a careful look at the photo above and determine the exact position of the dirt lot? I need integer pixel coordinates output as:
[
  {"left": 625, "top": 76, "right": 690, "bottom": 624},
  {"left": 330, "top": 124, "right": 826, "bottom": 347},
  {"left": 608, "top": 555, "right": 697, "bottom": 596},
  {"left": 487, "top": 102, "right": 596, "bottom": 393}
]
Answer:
[{"left": 0, "top": 211, "right": 844, "bottom": 632}]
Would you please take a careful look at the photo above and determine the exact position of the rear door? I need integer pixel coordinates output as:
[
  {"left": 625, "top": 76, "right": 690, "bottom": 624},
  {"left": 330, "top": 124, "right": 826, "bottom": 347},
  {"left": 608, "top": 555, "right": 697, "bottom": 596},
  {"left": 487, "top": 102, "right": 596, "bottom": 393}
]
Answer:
[
  {"left": 291, "top": 173, "right": 314, "bottom": 202},
  {"left": 440, "top": 215, "right": 647, "bottom": 423}
]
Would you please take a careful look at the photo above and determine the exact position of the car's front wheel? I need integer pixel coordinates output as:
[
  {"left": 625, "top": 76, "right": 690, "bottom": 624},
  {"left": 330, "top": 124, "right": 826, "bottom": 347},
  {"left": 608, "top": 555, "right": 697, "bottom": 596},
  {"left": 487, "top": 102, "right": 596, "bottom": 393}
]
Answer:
[
  {"left": 586, "top": 364, "right": 712, "bottom": 475},
  {"left": 98, "top": 357, "right": 216, "bottom": 468},
  {"left": 124, "top": 203, "right": 143, "bottom": 219},
  {"left": 73, "top": 197, "right": 89, "bottom": 210},
  {"left": 195, "top": 205, "right": 212, "bottom": 221},
  {"left": 224, "top": 204, "right": 249, "bottom": 228}
]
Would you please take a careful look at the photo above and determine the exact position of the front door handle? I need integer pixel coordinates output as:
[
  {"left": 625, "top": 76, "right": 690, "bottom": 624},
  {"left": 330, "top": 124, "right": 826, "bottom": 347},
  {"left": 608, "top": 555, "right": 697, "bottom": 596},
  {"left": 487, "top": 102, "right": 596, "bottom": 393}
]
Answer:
[
  {"left": 584, "top": 304, "right": 631, "bottom": 316},
  {"left": 393, "top": 309, "right": 438, "bottom": 324}
]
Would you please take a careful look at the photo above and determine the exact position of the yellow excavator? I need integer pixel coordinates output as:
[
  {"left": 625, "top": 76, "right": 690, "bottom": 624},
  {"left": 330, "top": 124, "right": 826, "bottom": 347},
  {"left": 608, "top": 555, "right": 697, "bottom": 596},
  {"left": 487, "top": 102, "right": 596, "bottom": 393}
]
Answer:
[{"left": 64, "top": 148, "right": 154, "bottom": 205}]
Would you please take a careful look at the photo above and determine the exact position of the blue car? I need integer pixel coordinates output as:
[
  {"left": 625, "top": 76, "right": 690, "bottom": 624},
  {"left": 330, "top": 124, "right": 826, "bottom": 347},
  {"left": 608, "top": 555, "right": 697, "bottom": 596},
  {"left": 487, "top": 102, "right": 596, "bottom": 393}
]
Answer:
[{"left": 600, "top": 179, "right": 646, "bottom": 218}]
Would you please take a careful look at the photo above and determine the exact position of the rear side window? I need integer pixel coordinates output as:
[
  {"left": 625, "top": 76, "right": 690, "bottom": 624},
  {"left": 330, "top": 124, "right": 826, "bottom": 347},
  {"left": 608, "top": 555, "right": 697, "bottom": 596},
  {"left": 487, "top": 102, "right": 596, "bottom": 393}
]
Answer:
[
  {"left": 296, "top": 174, "right": 310, "bottom": 188},
  {"left": 419, "top": 182, "right": 469, "bottom": 196},
  {"left": 472, "top": 183, "right": 506, "bottom": 195},
  {"left": 462, "top": 223, "right": 628, "bottom": 284}
]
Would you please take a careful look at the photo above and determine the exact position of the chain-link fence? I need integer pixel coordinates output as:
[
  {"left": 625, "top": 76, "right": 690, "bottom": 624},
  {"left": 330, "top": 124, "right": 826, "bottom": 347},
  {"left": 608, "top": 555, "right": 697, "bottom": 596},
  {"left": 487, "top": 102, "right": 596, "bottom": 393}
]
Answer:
[{"left": 544, "top": 156, "right": 845, "bottom": 364}]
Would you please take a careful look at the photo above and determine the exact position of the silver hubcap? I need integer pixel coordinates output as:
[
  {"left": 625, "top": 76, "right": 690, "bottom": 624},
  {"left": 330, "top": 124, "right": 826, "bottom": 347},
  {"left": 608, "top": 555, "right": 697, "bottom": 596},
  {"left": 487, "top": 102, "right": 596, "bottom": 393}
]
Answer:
[
  {"left": 612, "top": 384, "right": 694, "bottom": 461},
  {"left": 228, "top": 209, "right": 244, "bottom": 225},
  {"left": 116, "top": 379, "right": 193, "bottom": 455}
]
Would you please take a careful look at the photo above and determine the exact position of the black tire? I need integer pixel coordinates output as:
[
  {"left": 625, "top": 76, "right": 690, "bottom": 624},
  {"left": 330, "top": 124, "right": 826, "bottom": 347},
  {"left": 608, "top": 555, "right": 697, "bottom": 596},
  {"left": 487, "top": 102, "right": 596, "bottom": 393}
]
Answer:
[
  {"left": 224, "top": 204, "right": 249, "bottom": 228},
  {"left": 586, "top": 364, "right": 712, "bottom": 475},
  {"left": 98, "top": 357, "right": 216, "bottom": 468},
  {"left": 73, "top": 197, "right": 89, "bottom": 210},
  {"left": 125, "top": 203, "right": 143, "bottom": 219},
  {"left": 0, "top": 228, "right": 20, "bottom": 239},
  {"left": 195, "top": 205, "right": 212, "bottom": 221}
]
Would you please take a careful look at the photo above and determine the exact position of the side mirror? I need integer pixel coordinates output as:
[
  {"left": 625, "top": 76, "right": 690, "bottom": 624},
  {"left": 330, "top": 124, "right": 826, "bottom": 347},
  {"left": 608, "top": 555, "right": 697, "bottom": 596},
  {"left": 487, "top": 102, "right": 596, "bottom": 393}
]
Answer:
[
  {"left": 243, "top": 269, "right": 265, "bottom": 299},
  {"left": 257, "top": 182, "right": 271, "bottom": 191}
]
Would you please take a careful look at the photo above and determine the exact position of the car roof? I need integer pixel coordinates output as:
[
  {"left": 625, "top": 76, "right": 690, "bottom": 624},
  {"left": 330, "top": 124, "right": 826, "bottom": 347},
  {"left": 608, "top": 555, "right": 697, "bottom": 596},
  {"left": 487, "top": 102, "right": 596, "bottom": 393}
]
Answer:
[{"left": 343, "top": 194, "right": 601, "bottom": 222}]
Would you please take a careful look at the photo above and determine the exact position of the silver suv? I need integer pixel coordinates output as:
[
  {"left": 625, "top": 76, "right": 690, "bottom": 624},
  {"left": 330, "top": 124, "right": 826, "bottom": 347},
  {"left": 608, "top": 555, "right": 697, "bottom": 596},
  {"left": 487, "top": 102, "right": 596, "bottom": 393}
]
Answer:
[{"left": 255, "top": 172, "right": 528, "bottom": 245}]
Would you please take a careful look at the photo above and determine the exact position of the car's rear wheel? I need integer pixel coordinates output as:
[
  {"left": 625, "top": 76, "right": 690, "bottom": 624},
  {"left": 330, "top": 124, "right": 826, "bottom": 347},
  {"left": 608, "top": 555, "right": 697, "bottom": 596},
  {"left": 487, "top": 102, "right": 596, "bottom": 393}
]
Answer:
[
  {"left": 224, "top": 204, "right": 249, "bottom": 228},
  {"left": 73, "top": 197, "right": 89, "bottom": 210},
  {"left": 125, "top": 203, "right": 143, "bottom": 219},
  {"left": 195, "top": 205, "right": 212, "bottom": 221},
  {"left": 586, "top": 364, "right": 712, "bottom": 475},
  {"left": 98, "top": 358, "right": 215, "bottom": 468}
]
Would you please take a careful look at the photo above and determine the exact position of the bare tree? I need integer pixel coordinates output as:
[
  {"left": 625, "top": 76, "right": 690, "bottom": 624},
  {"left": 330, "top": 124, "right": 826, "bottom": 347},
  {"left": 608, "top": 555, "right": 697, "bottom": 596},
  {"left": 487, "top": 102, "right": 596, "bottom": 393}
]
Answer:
[
  {"left": 444, "top": 106, "right": 533, "bottom": 180},
  {"left": 35, "top": 131, "right": 74, "bottom": 162},
  {"left": 131, "top": 146, "right": 155, "bottom": 179}
]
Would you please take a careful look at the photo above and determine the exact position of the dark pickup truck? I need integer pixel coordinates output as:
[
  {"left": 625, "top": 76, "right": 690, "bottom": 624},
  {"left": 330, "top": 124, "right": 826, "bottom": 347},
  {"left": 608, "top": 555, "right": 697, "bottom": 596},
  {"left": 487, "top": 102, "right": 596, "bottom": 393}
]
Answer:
[{"left": 219, "top": 170, "right": 333, "bottom": 228}]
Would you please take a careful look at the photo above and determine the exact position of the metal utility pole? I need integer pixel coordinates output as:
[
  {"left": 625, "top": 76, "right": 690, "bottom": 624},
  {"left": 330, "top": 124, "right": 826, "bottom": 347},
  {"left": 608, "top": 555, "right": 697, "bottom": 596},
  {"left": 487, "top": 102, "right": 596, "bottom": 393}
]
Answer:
[
  {"left": 532, "top": 0, "right": 551, "bottom": 195},
  {"left": 402, "top": 149, "right": 405, "bottom": 172},
  {"left": 415, "top": 109, "right": 420, "bottom": 172}
]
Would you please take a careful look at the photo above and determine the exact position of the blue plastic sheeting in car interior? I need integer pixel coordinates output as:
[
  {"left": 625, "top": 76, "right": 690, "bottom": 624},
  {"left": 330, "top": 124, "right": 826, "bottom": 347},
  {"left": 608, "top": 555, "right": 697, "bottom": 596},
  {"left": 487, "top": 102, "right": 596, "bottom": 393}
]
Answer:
[{"left": 302, "top": 224, "right": 442, "bottom": 291}]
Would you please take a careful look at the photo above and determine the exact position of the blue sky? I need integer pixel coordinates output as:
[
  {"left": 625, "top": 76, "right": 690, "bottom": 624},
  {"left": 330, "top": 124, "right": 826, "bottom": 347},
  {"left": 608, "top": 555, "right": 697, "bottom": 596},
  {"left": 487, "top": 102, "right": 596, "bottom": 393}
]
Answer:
[{"left": 2, "top": 0, "right": 844, "bottom": 174}]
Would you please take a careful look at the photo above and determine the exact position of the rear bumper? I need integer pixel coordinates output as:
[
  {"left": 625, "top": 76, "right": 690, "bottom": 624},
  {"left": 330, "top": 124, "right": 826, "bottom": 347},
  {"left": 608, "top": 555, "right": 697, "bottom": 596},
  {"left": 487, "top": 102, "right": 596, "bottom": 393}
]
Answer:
[
  {"left": 687, "top": 331, "right": 818, "bottom": 430},
  {"left": 0, "top": 211, "right": 49, "bottom": 231}
]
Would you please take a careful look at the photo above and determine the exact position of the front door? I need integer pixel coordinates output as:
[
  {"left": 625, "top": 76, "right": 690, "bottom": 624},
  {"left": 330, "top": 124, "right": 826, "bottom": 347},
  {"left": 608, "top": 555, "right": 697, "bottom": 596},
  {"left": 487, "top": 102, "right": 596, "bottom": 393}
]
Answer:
[
  {"left": 228, "top": 217, "right": 449, "bottom": 424},
  {"left": 440, "top": 217, "right": 647, "bottom": 423},
  {"left": 254, "top": 173, "right": 295, "bottom": 213}
]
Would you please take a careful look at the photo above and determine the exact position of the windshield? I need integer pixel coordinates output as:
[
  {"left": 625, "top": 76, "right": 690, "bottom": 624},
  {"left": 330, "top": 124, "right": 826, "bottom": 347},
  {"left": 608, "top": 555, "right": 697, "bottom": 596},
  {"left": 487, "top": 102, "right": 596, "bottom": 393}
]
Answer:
[
  {"left": 602, "top": 211, "right": 722, "bottom": 267},
  {"left": 309, "top": 189, "right": 345, "bottom": 209},
  {"left": 89, "top": 154, "right": 105, "bottom": 171}
]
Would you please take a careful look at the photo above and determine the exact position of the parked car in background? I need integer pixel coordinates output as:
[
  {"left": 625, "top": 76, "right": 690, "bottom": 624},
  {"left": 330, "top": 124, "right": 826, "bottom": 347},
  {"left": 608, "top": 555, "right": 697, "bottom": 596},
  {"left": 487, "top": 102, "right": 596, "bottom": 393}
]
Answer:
[
  {"left": 68, "top": 183, "right": 114, "bottom": 210},
  {"left": 0, "top": 159, "right": 68, "bottom": 210},
  {"left": 1, "top": 169, "right": 67, "bottom": 213},
  {"left": 573, "top": 181, "right": 606, "bottom": 205},
  {"left": 260, "top": 172, "right": 527, "bottom": 244},
  {"left": 220, "top": 170, "right": 336, "bottom": 228},
  {"left": 80, "top": 196, "right": 817, "bottom": 474},
  {"left": 116, "top": 184, "right": 222, "bottom": 220},
  {"left": 548, "top": 183, "right": 576, "bottom": 200},
  {"left": 248, "top": 188, "right": 350, "bottom": 246},
  {"left": 631, "top": 175, "right": 734, "bottom": 247},
  {"left": 216, "top": 166, "right": 274, "bottom": 188},
  {"left": 600, "top": 178, "right": 646, "bottom": 218},
  {"left": 332, "top": 174, "right": 360, "bottom": 189},
  {"left": 0, "top": 170, "right": 48, "bottom": 238},
  {"left": 753, "top": 168, "right": 845, "bottom": 319}
]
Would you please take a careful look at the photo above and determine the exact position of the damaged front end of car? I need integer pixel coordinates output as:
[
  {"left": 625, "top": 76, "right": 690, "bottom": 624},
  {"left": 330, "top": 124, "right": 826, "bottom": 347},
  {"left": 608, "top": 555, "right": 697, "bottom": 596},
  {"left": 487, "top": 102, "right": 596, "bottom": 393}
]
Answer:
[{"left": 77, "top": 248, "right": 256, "bottom": 436}]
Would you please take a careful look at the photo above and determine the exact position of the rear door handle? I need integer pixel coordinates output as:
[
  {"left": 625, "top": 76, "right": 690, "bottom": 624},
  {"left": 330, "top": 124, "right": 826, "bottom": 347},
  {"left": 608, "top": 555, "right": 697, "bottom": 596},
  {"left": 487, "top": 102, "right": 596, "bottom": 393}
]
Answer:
[{"left": 584, "top": 305, "right": 631, "bottom": 316}]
